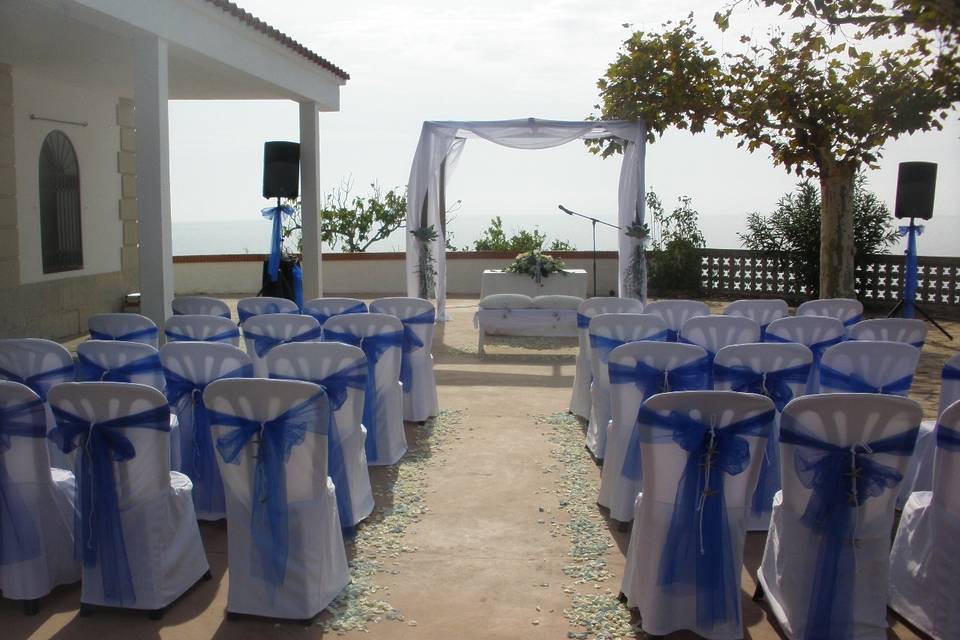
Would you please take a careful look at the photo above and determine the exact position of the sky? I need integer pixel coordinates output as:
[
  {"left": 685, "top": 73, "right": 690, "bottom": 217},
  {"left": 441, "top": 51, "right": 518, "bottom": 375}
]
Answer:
[{"left": 169, "top": 0, "right": 960, "bottom": 256}]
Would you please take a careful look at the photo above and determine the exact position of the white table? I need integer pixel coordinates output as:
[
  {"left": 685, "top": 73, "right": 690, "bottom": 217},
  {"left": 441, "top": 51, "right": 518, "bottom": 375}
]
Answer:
[{"left": 480, "top": 269, "right": 587, "bottom": 298}]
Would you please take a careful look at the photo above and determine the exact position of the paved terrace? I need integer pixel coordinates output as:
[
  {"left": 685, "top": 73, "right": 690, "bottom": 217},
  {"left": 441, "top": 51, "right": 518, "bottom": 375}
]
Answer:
[{"left": 4, "top": 297, "right": 957, "bottom": 640}]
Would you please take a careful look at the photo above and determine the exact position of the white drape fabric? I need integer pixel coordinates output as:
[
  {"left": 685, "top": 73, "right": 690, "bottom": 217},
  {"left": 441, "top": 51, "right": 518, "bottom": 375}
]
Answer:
[{"left": 405, "top": 119, "right": 647, "bottom": 319}]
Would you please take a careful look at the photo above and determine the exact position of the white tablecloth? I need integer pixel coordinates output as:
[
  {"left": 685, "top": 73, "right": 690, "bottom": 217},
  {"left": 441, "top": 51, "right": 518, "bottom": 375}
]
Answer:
[{"left": 480, "top": 269, "right": 587, "bottom": 298}]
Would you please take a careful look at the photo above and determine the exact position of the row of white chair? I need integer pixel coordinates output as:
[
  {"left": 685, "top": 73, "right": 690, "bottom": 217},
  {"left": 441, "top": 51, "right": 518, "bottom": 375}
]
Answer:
[{"left": 170, "top": 294, "right": 368, "bottom": 326}]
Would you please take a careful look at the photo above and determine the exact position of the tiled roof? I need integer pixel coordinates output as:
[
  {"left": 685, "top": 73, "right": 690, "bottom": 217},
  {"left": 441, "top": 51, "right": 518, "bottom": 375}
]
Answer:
[{"left": 203, "top": 0, "right": 349, "bottom": 81}]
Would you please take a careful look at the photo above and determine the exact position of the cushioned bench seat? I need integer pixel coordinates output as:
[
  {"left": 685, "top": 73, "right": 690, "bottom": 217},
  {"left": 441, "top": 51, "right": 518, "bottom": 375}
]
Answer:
[{"left": 474, "top": 294, "right": 583, "bottom": 353}]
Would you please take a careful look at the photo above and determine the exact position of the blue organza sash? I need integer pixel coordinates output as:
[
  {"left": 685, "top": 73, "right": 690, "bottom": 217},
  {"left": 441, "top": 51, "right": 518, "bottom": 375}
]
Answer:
[
  {"left": 942, "top": 364, "right": 960, "bottom": 381},
  {"left": 76, "top": 352, "right": 162, "bottom": 383},
  {"left": 779, "top": 417, "right": 917, "bottom": 640},
  {"left": 172, "top": 307, "right": 230, "bottom": 319},
  {"left": 210, "top": 394, "right": 327, "bottom": 587},
  {"left": 0, "top": 363, "right": 75, "bottom": 401},
  {"left": 0, "top": 399, "right": 47, "bottom": 565},
  {"left": 398, "top": 308, "right": 435, "bottom": 393},
  {"left": 764, "top": 332, "right": 842, "bottom": 362},
  {"left": 843, "top": 314, "right": 864, "bottom": 327},
  {"left": 164, "top": 327, "right": 240, "bottom": 344},
  {"left": 89, "top": 326, "right": 159, "bottom": 342},
  {"left": 818, "top": 364, "right": 913, "bottom": 395},
  {"left": 164, "top": 364, "right": 252, "bottom": 515},
  {"left": 49, "top": 404, "right": 171, "bottom": 606},
  {"left": 261, "top": 204, "right": 294, "bottom": 282},
  {"left": 590, "top": 330, "right": 670, "bottom": 364},
  {"left": 304, "top": 302, "right": 367, "bottom": 327},
  {"left": 608, "top": 356, "right": 710, "bottom": 404},
  {"left": 628, "top": 406, "right": 774, "bottom": 629},
  {"left": 937, "top": 423, "right": 960, "bottom": 452},
  {"left": 324, "top": 329, "right": 404, "bottom": 462},
  {"left": 679, "top": 337, "right": 721, "bottom": 386},
  {"left": 245, "top": 325, "right": 323, "bottom": 358},
  {"left": 238, "top": 302, "right": 282, "bottom": 325},
  {"left": 713, "top": 363, "right": 810, "bottom": 413},
  {"left": 576, "top": 313, "right": 591, "bottom": 330}
]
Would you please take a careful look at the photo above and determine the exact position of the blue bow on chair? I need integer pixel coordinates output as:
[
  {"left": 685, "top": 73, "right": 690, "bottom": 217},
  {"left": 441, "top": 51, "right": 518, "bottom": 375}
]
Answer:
[
  {"left": 164, "top": 327, "right": 240, "bottom": 344},
  {"left": 76, "top": 353, "right": 162, "bottom": 383},
  {"left": 0, "top": 364, "right": 75, "bottom": 401},
  {"left": 779, "top": 416, "right": 918, "bottom": 640},
  {"left": 304, "top": 302, "right": 367, "bottom": 327},
  {"left": 590, "top": 330, "right": 671, "bottom": 365},
  {"left": 210, "top": 394, "right": 327, "bottom": 588},
  {"left": 941, "top": 363, "right": 960, "bottom": 381},
  {"left": 239, "top": 302, "right": 282, "bottom": 325},
  {"left": 713, "top": 363, "right": 810, "bottom": 413},
  {"left": 819, "top": 365, "right": 913, "bottom": 395},
  {"left": 49, "top": 404, "right": 171, "bottom": 606},
  {"left": 937, "top": 423, "right": 960, "bottom": 452},
  {"left": 0, "top": 398, "right": 47, "bottom": 566},
  {"left": 261, "top": 204, "right": 295, "bottom": 283},
  {"left": 244, "top": 326, "right": 324, "bottom": 359},
  {"left": 608, "top": 356, "right": 710, "bottom": 405},
  {"left": 398, "top": 308, "right": 435, "bottom": 393},
  {"left": 89, "top": 326, "right": 159, "bottom": 342}
]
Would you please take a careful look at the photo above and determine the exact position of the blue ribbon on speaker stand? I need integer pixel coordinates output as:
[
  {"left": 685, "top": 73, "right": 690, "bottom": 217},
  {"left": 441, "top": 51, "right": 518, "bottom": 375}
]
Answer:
[
  {"left": 292, "top": 263, "right": 303, "bottom": 311},
  {"left": 164, "top": 327, "right": 241, "bottom": 344},
  {"left": 819, "top": 364, "right": 913, "bottom": 395},
  {"left": 324, "top": 329, "right": 404, "bottom": 463},
  {"left": 244, "top": 325, "right": 324, "bottom": 359},
  {"left": 0, "top": 398, "right": 47, "bottom": 566},
  {"left": 943, "top": 363, "right": 960, "bottom": 381},
  {"left": 0, "top": 364, "right": 75, "bottom": 401},
  {"left": 164, "top": 364, "right": 253, "bottom": 517},
  {"left": 89, "top": 326, "right": 159, "bottom": 343},
  {"left": 779, "top": 416, "right": 918, "bottom": 640},
  {"left": 262, "top": 204, "right": 295, "bottom": 283},
  {"left": 76, "top": 352, "right": 162, "bottom": 383},
  {"left": 397, "top": 308, "right": 436, "bottom": 393},
  {"left": 937, "top": 423, "right": 960, "bottom": 451},
  {"left": 49, "top": 404, "right": 171, "bottom": 606},
  {"left": 898, "top": 223, "right": 924, "bottom": 319},
  {"left": 590, "top": 330, "right": 671, "bottom": 364},
  {"left": 628, "top": 406, "right": 774, "bottom": 630},
  {"left": 271, "top": 361, "right": 367, "bottom": 533},
  {"left": 210, "top": 394, "right": 327, "bottom": 588},
  {"left": 304, "top": 302, "right": 367, "bottom": 327}
]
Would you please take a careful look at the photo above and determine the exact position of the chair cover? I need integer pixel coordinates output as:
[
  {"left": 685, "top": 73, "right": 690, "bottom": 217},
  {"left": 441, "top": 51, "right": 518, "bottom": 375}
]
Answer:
[
  {"left": 87, "top": 313, "right": 159, "bottom": 348},
  {"left": 723, "top": 299, "right": 789, "bottom": 337},
  {"left": 236, "top": 296, "right": 299, "bottom": 324},
  {"left": 796, "top": 297, "right": 864, "bottom": 329},
  {"left": 643, "top": 299, "right": 712, "bottom": 342},
  {"left": 302, "top": 297, "right": 367, "bottom": 327},
  {"left": 764, "top": 316, "right": 844, "bottom": 393},
  {"left": 598, "top": 341, "right": 709, "bottom": 522},
  {"left": 164, "top": 315, "right": 241, "bottom": 346},
  {"left": 757, "top": 393, "right": 922, "bottom": 640},
  {"left": 160, "top": 343, "right": 253, "bottom": 520},
  {"left": 621, "top": 391, "right": 775, "bottom": 639},
  {"left": 0, "top": 381, "right": 80, "bottom": 602},
  {"left": 47, "top": 382, "right": 208, "bottom": 611},
  {"left": 323, "top": 313, "right": 407, "bottom": 465},
  {"left": 585, "top": 313, "right": 668, "bottom": 459},
  {"left": 889, "top": 399, "right": 960, "bottom": 640},
  {"left": 0, "top": 338, "right": 75, "bottom": 470},
  {"left": 171, "top": 296, "right": 231, "bottom": 319},
  {"left": 203, "top": 378, "right": 349, "bottom": 620},
  {"left": 847, "top": 318, "right": 927, "bottom": 349},
  {"left": 266, "top": 342, "right": 375, "bottom": 529},
  {"left": 818, "top": 341, "right": 919, "bottom": 397},
  {"left": 571, "top": 297, "right": 644, "bottom": 419},
  {"left": 370, "top": 297, "right": 439, "bottom": 422},
  {"left": 679, "top": 315, "right": 761, "bottom": 388},
  {"left": 241, "top": 313, "right": 323, "bottom": 378},
  {"left": 713, "top": 343, "right": 813, "bottom": 530}
]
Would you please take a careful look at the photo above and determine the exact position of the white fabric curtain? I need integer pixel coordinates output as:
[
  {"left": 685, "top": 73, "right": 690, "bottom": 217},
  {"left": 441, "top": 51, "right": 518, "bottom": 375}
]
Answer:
[{"left": 405, "top": 118, "right": 647, "bottom": 319}]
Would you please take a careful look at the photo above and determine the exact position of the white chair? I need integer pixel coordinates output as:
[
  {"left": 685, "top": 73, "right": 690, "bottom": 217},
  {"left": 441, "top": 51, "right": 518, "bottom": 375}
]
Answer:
[
  {"left": 266, "top": 342, "right": 374, "bottom": 530},
  {"left": 164, "top": 315, "right": 241, "bottom": 346},
  {"left": 796, "top": 297, "right": 863, "bottom": 329},
  {"left": 764, "top": 315, "right": 844, "bottom": 393},
  {"left": 370, "top": 297, "right": 439, "bottom": 423},
  {"left": 848, "top": 317, "right": 928, "bottom": 349},
  {"left": 571, "top": 297, "right": 644, "bottom": 420},
  {"left": 889, "top": 399, "right": 960, "bottom": 640},
  {"left": 0, "top": 381, "right": 80, "bottom": 614},
  {"left": 323, "top": 313, "right": 406, "bottom": 466},
  {"left": 756, "top": 393, "right": 922, "bottom": 640},
  {"left": 171, "top": 296, "right": 231, "bottom": 319},
  {"left": 302, "top": 297, "right": 367, "bottom": 327},
  {"left": 818, "top": 341, "right": 919, "bottom": 397},
  {"left": 76, "top": 341, "right": 164, "bottom": 389},
  {"left": 160, "top": 342, "right": 253, "bottom": 521},
  {"left": 643, "top": 299, "right": 711, "bottom": 342},
  {"left": 713, "top": 343, "right": 813, "bottom": 530},
  {"left": 47, "top": 382, "right": 209, "bottom": 616},
  {"left": 723, "top": 299, "right": 789, "bottom": 337},
  {"left": 204, "top": 378, "right": 349, "bottom": 621},
  {"left": 585, "top": 313, "right": 668, "bottom": 460},
  {"left": 236, "top": 296, "right": 299, "bottom": 324},
  {"left": 598, "top": 341, "right": 710, "bottom": 523},
  {"left": 88, "top": 313, "right": 159, "bottom": 348},
  {"left": 241, "top": 313, "right": 322, "bottom": 378},
  {"left": 679, "top": 315, "right": 761, "bottom": 387},
  {"left": 0, "top": 338, "right": 75, "bottom": 469},
  {"left": 621, "top": 391, "right": 775, "bottom": 639}
]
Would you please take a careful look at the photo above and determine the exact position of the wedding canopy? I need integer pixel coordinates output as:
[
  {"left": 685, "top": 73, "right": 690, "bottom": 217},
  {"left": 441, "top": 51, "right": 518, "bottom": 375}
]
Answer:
[{"left": 405, "top": 118, "right": 648, "bottom": 319}]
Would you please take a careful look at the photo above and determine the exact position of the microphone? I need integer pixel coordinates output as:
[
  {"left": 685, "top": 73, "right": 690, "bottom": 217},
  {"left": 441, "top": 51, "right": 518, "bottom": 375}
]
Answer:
[{"left": 558, "top": 205, "right": 574, "bottom": 215}]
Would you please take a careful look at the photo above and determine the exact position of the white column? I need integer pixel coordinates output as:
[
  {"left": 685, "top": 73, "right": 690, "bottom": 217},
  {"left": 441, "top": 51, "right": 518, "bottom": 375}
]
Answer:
[
  {"left": 299, "top": 101, "right": 322, "bottom": 299},
  {"left": 134, "top": 35, "right": 173, "bottom": 328}
]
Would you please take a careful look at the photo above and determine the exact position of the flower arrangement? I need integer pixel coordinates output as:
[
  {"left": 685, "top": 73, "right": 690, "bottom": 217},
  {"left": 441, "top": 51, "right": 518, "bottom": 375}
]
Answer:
[
  {"left": 411, "top": 225, "right": 438, "bottom": 299},
  {"left": 505, "top": 250, "right": 567, "bottom": 286}
]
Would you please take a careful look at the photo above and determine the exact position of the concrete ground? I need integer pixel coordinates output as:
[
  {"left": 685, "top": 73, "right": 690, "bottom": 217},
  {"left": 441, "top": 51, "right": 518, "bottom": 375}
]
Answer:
[{"left": 4, "top": 296, "right": 957, "bottom": 639}]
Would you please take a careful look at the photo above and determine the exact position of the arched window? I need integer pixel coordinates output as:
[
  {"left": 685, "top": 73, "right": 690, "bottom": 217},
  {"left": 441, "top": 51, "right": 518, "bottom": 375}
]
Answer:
[{"left": 39, "top": 130, "right": 83, "bottom": 273}]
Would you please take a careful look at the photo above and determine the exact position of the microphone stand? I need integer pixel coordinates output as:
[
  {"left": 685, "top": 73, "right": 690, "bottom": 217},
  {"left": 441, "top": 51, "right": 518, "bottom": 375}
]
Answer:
[{"left": 558, "top": 205, "right": 621, "bottom": 297}]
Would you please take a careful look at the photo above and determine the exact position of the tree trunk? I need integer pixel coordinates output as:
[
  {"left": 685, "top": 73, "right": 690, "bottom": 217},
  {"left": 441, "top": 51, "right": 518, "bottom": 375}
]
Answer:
[{"left": 818, "top": 161, "right": 857, "bottom": 298}]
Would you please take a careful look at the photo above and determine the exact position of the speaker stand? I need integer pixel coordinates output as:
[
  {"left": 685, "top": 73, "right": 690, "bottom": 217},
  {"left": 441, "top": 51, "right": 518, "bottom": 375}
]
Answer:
[
  {"left": 887, "top": 298, "right": 952, "bottom": 339},
  {"left": 886, "top": 217, "right": 952, "bottom": 339}
]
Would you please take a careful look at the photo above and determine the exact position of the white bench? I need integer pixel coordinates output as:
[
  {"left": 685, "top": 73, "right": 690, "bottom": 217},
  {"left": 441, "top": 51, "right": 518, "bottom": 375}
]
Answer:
[{"left": 474, "top": 294, "right": 583, "bottom": 354}]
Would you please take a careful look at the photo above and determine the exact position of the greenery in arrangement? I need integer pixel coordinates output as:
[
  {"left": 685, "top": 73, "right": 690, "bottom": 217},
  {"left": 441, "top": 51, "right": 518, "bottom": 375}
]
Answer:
[
  {"left": 505, "top": 250, "right": 568, "bottom": 285},
  {"left": 411, "top": 224, "right": 438, "bottom": 299},
  {"left": 473, "top": 216, "right": 575, "bottom": 252},
  {"left": 740, "top": 175, "right": 898, "bottom": 296},
  {"left": 646, "top": 192, "right": 707, "bottom": 294},
  {"left": 591, "top": 3, "right": 957, "bottom": 298}
]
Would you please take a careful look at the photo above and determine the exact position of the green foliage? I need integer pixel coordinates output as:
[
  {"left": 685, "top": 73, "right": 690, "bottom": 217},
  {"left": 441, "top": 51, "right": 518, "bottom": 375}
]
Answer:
[
  {"left": 473, "top": 216, "right": 575, "bottom": 252},
  {"left": 505, "top": 250, "right": 568, "bottom": 285},
  {"left": 646, "top": 191, "right": 706, "bottom": 293},
  {"left": 646, "top": 192, "right": 706, "bottom": 251}
]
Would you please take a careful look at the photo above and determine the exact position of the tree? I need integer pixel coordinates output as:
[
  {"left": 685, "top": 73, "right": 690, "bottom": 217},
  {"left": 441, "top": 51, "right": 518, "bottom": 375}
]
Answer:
[
  {"left": 646, "top": 192, "right": 707, "bottom": 293},
  {"left": 593, "top": 13, "right": 954, "bottom": 297},
  {"left": 472, "top": 216, "right": 575, "bottom": 252}
]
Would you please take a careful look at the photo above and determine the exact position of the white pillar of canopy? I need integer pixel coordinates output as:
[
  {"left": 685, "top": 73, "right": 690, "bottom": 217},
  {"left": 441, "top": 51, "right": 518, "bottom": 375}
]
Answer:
[
  {"left": 299, "top": 101, "right": 322, "bottom": 299},
  {"left": 134, "top": 34, "right": 174, "bottom": 329}
]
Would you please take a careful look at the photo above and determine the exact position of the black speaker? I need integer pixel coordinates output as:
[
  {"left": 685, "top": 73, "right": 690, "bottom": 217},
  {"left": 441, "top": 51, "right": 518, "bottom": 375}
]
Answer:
[
  {"left": 263, "top": 141, "right": 300, "bottom": 199},
  {"left": 894, "top": 161, "right": 937, "bottom": 220}
]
